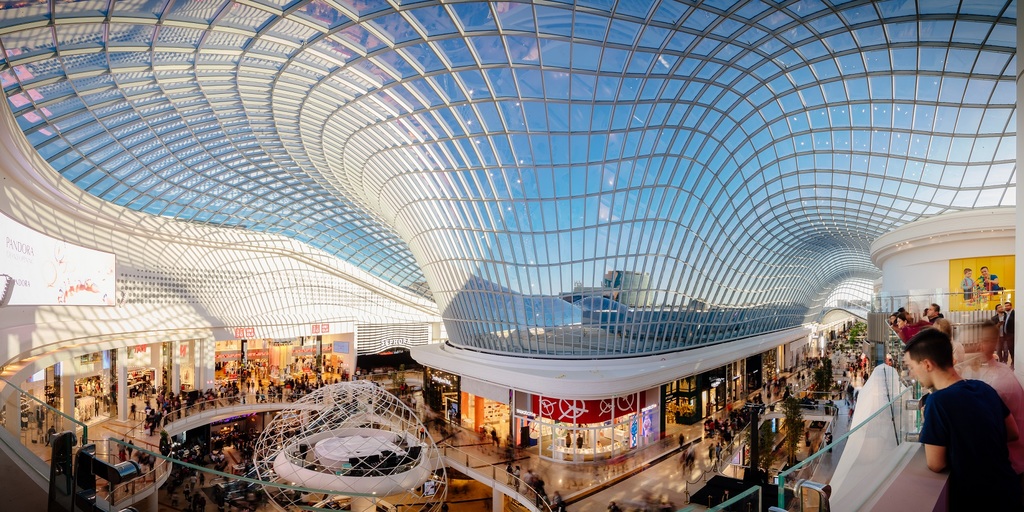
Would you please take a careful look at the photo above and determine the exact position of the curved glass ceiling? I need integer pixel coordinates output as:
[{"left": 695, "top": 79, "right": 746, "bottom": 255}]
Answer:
[{"left": 0, "top": 0, "right": 1015, "bottom": 357}]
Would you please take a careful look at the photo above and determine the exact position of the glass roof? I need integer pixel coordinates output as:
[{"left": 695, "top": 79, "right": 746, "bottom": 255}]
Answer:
[{"left": 0, "top": 0, "right": 1015, "bottom": 356}]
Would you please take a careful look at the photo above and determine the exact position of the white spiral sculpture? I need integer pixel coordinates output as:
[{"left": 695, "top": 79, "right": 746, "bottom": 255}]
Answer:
[{"left": 252, "top": 381, "right": 445, "bottom": 511}]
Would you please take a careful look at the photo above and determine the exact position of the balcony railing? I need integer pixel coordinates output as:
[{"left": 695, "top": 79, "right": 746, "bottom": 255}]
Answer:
[
  {"left": 0, "top": 376, "right": 88, "bottom": 457},
  {"left": 873, "top": 288, "right": 1015, "bottom": 348},
  {"left": 775, "top": 370, "right": 920, "bottom": 511}
]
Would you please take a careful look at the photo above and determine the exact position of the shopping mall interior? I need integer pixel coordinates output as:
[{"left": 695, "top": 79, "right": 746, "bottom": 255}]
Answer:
[{"left": 0, "top": 1, "right": 1020, "bottom": 511}]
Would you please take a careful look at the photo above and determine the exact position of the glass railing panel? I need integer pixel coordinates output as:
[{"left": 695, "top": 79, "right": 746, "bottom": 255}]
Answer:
[
  {"left": 107, "top": 438, "right": 449, "bottom": 512},
  {"left": 0, "top": 376, "right": 88, "bottom": 461},
  {"left": 706, "top": 484, "right": 761, "bottom": 511},
  {"left": 776, "top": 382, "right": 916, "bottom": 509},
  {"left": 438, "top": 442, "right": 554, "bottom": 512},
  {"left": 872, "top": 289, "right": 1014, "bottom": 346},
  {"left": 125, "top": 393, "right": 298, "bottom": 439}
]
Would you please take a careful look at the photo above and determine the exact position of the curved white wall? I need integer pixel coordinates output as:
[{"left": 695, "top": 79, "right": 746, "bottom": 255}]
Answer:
[
  {"left": 870, "top": 208, "right": 1015, "bottom": 294},
  {"left": 0, "top": 98, "right": 440, "bottom": 372}
]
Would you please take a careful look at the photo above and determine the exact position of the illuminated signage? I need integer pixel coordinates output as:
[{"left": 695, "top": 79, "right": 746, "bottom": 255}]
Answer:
[
  {"left": 641, "top": 404, "right": 658, "bottom": 412},
  {"left": 215, "top": 351, "right": 241, "bottom": 361},
  {"left": 0, "top": 211, "right": 116, "bottom": 306},
  {"left": 381, "top": 337, "right": 409, "bottom": 348},
  {"left": 233, "top": 327, "right": 256, "bottom": 339},
  {"left": 430, "top": 374, "right": 454, "bottom": 386},
  {"left": 311, "top": 323, "right": 330, "bottom": 334}
]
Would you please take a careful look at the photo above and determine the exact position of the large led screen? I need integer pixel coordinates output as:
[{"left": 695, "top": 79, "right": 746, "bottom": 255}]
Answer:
[{"left": 1, "top": 212, "right": 115, "bottom": 306}]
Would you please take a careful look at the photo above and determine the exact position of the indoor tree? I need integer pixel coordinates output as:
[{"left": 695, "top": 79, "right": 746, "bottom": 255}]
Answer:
[{"left": 782, "top": 397, "right": 805, "bottom": 465}]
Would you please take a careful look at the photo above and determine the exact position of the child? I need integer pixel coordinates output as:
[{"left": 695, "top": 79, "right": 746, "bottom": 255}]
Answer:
[{"left": 960, "top": 268, "right": 976, "bottom": 304}]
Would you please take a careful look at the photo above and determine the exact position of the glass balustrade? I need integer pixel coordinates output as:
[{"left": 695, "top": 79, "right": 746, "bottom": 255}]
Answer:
[{"left": 0, "top": 376, "right": 88, "bottom": 461}]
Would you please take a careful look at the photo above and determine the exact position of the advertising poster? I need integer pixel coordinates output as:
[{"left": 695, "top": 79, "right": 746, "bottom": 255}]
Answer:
[
  {"left": 1, "top": 211, "right": 116, "bottom": 306},
  {"left": 948, "top": 255, "right": 1014, "bottom": 310}
]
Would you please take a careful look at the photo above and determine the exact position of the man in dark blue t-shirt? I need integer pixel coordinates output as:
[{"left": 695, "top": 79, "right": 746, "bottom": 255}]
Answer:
[{"left": 905, "top": 328, "right": 1021, "bottom": 510}]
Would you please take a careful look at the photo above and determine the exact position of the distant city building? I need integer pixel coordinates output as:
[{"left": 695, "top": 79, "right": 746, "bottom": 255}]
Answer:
[{"left": 603, "top": 271, "right": 653, "bottom": 308}]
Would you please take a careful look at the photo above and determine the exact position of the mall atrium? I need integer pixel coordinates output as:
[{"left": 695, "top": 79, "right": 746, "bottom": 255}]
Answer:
[{"left": 0, "top": 0, "right": 1019, "bottom": 509}]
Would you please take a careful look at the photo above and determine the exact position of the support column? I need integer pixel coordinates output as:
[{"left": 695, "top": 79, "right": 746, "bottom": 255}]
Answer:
[
  {"left": 474, "top": 395, "right": 485, "bottom": 432},
  {"left": 140, "top": 488, "right": 159, "bottom": 512},
  {"left": 151, "top": 344, "right": 162, "bottom": 394},
  {"left": 117, "top": 348, "right": 128, "bottom": 422},
  {"left": 193, "top": 339, "right": 206, "bottom": 391},
  {"left": 171, "top": 341, "right": 181, "bottom": 394},
  {"left": 493, "top": 485, "right": 504, "bottom": 512},
  {"left": 60, "top": 365, "right": 75, "bottom": 420},
  {"left": 3, "top": 387, "right": 19, "bottom": 437}
]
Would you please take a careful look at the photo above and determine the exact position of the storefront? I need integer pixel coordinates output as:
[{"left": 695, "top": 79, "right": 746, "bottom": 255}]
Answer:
[
  {"left": 246, "top": 347, "right": 270, "bottom": 382},
  {"left": 745, "top": 354, "right": 763, "bottom": 395},
  {"left": 457, "top": 376, "right": 512, "bottom": 445},
  {"left": 661, "top": 365, "right": 741, "bottom": 427},
  {"left": 764, "top": 347, "right": 780, "bottom": 382},
  {"left": 724, "top": 359, "right": 745, "bottom": 405},
  {"left": 701, "top": 367, "right": 728, "bottom": 417},
  {"left": 177, "top": 341, "right": 196, "bottom": 391},
  {"left": 210, "top": 413, "right": 265, "bottom": 447},
  {"left": 291, "top": 343, "right": 333, "bottom": 379},
  {"left": 158, "top": 342, "right": 173, "bottom": 392},
  {"left": 512, "top": 391, "right": 660, "bottom": 463},
  {"left": 423, "top": 368, "right": 460, "bottom": 424},
  {"left": 328, "top": 338, "right": 355, "bottom": 380},
  {"left": 127, "top": 368, "right": 155, "bottom": 398},
  {"left": 221, "top": 338, "right": 270, "bottom": 384},
  {"left": 663, "top": 376, "right": 700, "bottom": 426},
  {"left": 74, "top": 351, "right": 114, "bottom": 423},
  {"left": 123, "top": 343, "right": 170, "bottom": 394}
]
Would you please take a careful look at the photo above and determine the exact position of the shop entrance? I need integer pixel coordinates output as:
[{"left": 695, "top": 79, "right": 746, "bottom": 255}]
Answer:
[
  {"left": 355, "top": 349, "right": 418, "bottom": 377},
  {"left": 442, "top": 392, "right": 460, "bottom": 425},
  {"left": 460, "top": 394, "right": 510, "bottom": 447},
  {"left": 74, "top": 375, "right": 112, "bottom": 423}
]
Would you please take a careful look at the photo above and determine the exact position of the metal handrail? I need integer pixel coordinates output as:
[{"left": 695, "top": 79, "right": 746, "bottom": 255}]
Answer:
[
  {"left": 0, "top": 376, "right": 88, "bottom": 445},
  {"left": 775, "top": 385, "right": 914, "bottom": 509},
  {"left": 708, "top": 484, "right": 761, "bottom": 511},
  {"left": 108, "top": 438, "right": 393, "bottom": 497},
  {"left": 125, "top": 392, "right": 302, "bottom": 439},
  {"left": 112, "top": 393, "right": 301, "bottom": 506},
  {"left": 439, "top": 442, "right": 554, "bottom": 512}
]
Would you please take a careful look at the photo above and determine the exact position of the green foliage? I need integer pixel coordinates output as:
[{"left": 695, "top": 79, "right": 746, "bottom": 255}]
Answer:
[
  {"left": 813, "top": 358, "right": 834, "bottom": 392},
  {"left": 746, "top": 420, "right": 777, "bottom": 473},
  {"left": 847, "top": 322, "right": 867, "bottom": 342},
  {"left": 782, "top": 397, "right": 805, "bottom": 465}
]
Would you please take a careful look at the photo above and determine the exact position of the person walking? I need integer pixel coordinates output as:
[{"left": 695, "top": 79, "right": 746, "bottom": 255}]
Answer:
[
  {"left": 533, "top": 477, "right": 547, "bottom": 507},
  {"left": 551, "top": 490, "right": 567, "bottom": 512}
]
